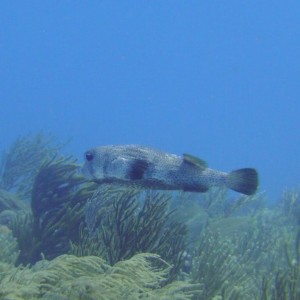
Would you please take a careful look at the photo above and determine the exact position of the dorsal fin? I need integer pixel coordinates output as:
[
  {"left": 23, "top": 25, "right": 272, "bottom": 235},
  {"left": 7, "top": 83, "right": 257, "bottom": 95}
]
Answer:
[{"left": 183, "top": 153, "right": 207, "bottom": 169}]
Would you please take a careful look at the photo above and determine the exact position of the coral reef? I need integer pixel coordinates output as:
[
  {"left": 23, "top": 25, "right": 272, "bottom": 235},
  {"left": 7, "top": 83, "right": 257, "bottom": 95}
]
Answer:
[
  {"left": 172, "top": 187, "right": 300, "bottom": 299},
  {"left": 0, "top": 134, "right": 299, "bottom": 300},
  {"left": 0, "top": 253, "right": 200, "bottom": 300},
  {"left": 29, "top": 157, "right": 95, "bottom": 263},
  {"left": 260, "top": 229, "right": 300, "bottom": 300},
  {"left": 0, "top": 133, "right": 64, "bottom": 200},
  {"left": 71, "top": 186, "right": 187, "bottom": 280},
  {"left": 280, "top": 188, "right": 300, "bottom": 225},
  {"left": 9, "top": 210, "right": 35, "bottom": 265},
  {"left": 191, "top": 227, "right": 257, "bottom": 299},
  {"left": 0, "top": 189, "right": 27, "bottom": 212},
  {"left": 0, "top": 225, "right": 19, "bottom": 265},
  {"left": 0, "top": 189, "right": 30, "bottom": 231}
]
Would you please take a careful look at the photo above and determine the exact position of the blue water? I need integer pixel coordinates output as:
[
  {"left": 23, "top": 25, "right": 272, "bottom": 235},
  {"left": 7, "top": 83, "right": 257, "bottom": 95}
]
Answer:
[{"left": 0, "top": 1, "right": 299, "bottom": 201}]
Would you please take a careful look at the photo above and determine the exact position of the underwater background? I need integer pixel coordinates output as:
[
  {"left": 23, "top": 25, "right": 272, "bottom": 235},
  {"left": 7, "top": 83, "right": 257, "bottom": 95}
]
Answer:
[{"left": 0, "top": 1, "right": 299, "bottom": 299}]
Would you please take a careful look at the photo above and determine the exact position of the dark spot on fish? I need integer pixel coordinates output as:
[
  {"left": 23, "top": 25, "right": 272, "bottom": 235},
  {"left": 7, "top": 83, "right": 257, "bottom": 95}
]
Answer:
[
  {"left": 85, "top": 152, "right": 94, "bottom": 161},
  {"left": 103, "top": 156, "right": 110, "bottom": 176},
  {"left": 128, "top": 159, "right": 149, "bottom": 180}
]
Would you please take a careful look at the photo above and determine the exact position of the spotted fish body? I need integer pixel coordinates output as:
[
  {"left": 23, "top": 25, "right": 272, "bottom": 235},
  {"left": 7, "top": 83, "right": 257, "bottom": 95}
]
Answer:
[{"left": 82, "top": 145, "right": 258, "bottom": 195}]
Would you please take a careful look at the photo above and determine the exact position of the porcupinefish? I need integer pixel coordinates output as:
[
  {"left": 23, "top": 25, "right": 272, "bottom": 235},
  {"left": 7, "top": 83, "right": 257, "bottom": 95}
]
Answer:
[{"left": 82, "top": 145, "right": 258, "bottom": 195}]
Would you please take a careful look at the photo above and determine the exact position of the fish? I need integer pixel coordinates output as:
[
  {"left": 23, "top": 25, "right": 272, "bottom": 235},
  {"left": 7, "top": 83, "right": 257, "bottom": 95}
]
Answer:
[{"left": 82, "top": 145, "right": 258, "bottom": 195}]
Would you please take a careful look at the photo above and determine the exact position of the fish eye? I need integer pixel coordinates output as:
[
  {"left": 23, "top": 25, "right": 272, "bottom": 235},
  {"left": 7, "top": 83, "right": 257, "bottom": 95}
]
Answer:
[{"left": 85, "top": 152, "right": 94, "bottom": 161}]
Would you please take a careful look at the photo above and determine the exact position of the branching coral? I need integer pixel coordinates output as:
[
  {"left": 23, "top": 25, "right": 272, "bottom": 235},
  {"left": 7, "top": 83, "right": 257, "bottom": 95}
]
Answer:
[
  {"left": 192, "top": 187, "right": 265, "bottom": 218},
  {"left": 280, "top": 189, "right": 300, "bottom": 225},
  {"left": 1, "top": 151, "right": 97, "bottom": 265},
  {"left": 29, "top": 156, "right": 96, "bottom": 264},
  {"left": 71, "top": 186, "right": 188, "bottom": 280},
  {"left": 7, "top": 148, "right": 187, "bottom": 275},
  {"left": 191, "top": 227, "right": 258, "bottom": 300},
  {"left": 2, "top": 134, "right": 300, "bottom": 299},
  {"left": 0, "top": 133, "right": 65, "bottom": 200},
  {"left": 0, "top": 225, "right": 19, "bottom": 264},
  {"left": 260, "top": 229, "right": 300, "bottom": 300},
  {"left": 0, "top": 189, "right": 27, "bottom": 212},
  {"left": 0, "top": 254, "right": 200, "bottom": 300},
  {"left": 189, "top": 190, "right": 300, "bottom": 300},
  {"left": 10, "top": 211, "right": 35, "bottom": 265}
]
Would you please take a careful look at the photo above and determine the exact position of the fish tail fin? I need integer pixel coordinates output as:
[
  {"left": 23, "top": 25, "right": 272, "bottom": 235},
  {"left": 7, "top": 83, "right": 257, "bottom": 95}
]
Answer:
[{"left": 227, "top": 168, "right": 258, "bottom": 195}]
